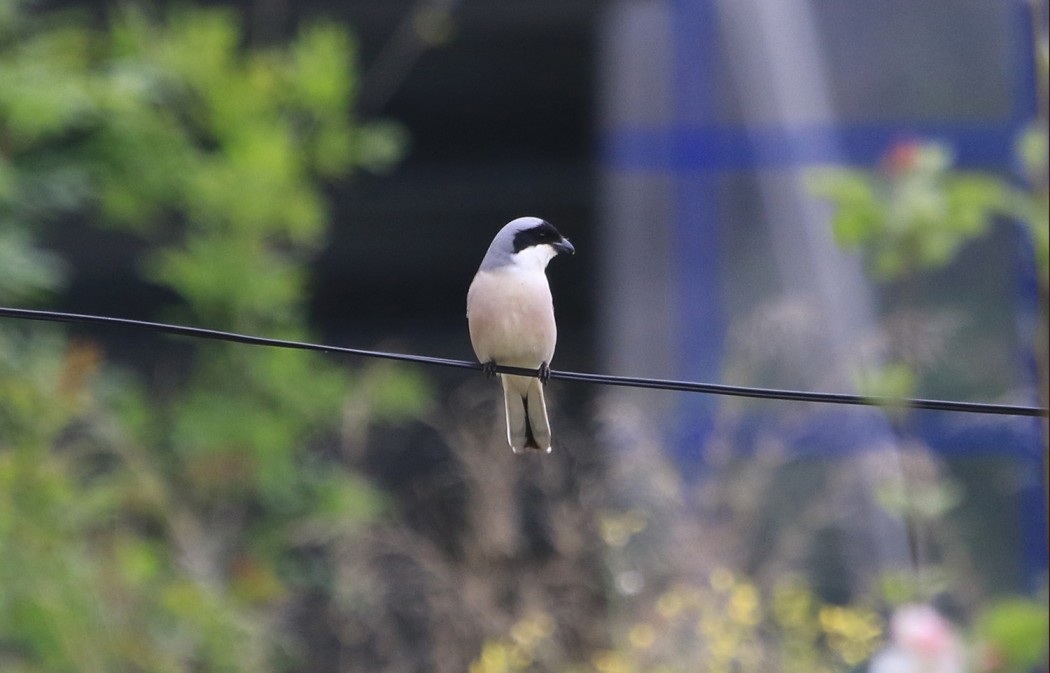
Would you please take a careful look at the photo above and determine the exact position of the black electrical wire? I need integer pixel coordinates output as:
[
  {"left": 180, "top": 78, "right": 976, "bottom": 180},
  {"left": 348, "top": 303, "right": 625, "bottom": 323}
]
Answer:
[{"left": 1, "top": 306, "right": 1046, "bottom": 418}]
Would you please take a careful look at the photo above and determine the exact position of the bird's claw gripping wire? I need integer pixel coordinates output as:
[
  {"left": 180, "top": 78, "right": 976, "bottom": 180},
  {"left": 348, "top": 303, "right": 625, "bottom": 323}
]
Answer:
[
  {"left": 481, "top": 360, "right": 498, "bottom": 378},
  {"left": 538, "top": 361, "right": 551, "bottom": 385}
]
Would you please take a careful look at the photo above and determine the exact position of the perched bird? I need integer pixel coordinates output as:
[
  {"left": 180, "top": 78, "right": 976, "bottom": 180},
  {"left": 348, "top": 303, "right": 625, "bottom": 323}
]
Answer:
[{"left": 466, "top": 217, "right": 575, "bottom": 453}]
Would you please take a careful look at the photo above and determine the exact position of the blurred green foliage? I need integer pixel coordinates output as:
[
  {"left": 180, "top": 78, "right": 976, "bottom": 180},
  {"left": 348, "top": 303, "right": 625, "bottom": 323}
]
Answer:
[
  {"left": 808, "top": 122, "right": 1048, "bottom": 405},
  {"left": 0, "top": 2, "right": 420, "bottom": 672},
  {"left": 805, "top": 36, "right": 1049, "bottom": 673},
  {"left": 808, "top": 141, "right": 1009, "bottom": 281},
  {"left": 976, "top": 597, "right": 1050, "bottom": 673}
]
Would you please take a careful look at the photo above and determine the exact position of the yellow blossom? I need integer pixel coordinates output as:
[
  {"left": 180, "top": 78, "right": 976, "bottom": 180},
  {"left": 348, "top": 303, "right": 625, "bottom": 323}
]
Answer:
[
  {"left": 592, "top": 650, "right": 632, "bottom": 673},
  {"left": 628, "top": 623, "right": 656, "bottom": 650},
  {"left": 656, "top": 590, "right": 686, "bottom": 619},
  {"left": 729, "top": 583, "right": 761, "bottom": 626}
]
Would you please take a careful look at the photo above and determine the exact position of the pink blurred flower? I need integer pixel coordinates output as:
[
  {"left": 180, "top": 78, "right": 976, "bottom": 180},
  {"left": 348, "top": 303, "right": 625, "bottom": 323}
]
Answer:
[{"left": 870, "top": 605, "right": 967, "bottom": 673}]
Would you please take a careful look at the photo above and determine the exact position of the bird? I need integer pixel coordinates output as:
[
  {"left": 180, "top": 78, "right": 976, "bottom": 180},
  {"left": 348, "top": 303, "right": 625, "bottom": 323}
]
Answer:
[{"left": 466, "top": 217, "right": 575, "bottom": 454}]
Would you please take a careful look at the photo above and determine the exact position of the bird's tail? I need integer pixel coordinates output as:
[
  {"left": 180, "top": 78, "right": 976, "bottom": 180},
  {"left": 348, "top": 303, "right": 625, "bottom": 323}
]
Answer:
[{"left": 502, "top": 375, "right": 552, "bottom": 454}]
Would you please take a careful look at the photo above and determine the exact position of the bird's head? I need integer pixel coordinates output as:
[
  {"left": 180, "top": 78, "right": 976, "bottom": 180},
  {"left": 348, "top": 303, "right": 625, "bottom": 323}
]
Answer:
[{"left": 480, "top": 217, "right": 574, "bottom": 271}]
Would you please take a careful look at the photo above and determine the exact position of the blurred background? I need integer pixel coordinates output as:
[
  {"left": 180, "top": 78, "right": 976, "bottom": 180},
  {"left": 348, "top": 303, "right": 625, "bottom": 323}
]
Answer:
[{"left": 1, "top": 0, "right": 1047, "bottom": 672}]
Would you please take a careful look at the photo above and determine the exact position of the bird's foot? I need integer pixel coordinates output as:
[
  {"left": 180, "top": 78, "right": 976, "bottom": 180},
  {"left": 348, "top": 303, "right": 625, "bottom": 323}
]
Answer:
[
  {"left": 538, "top": 361, "right": 551, "bottom": 385},
  {"left": 481, "top": 360, "right": 498, "bottom": 378}
]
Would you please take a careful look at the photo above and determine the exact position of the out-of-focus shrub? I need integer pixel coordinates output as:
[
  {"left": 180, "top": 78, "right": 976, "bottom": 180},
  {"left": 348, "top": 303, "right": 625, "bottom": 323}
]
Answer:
[{"left": 0, "top": 4, "right": 416, "bottom": 672}]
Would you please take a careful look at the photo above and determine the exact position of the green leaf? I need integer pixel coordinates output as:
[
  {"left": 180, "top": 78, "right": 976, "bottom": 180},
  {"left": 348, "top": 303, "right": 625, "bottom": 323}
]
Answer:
[
  {"left": 978, "top": 598, "right": 1049, "bottom": 672},
  {"left": 855, "top": 361, "right": 916, "bottom": 404},
  {"left": 1017, "top": 123, "right": 1048, "bottom": 181},
  {"left": 290, "top": 23, "right": 355, "bottom": 114}
]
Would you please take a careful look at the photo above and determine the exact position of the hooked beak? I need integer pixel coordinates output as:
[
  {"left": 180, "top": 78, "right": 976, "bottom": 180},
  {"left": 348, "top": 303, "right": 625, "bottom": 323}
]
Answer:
[{"left": 553, "top": 238, "right": 575, "bottom": 256}]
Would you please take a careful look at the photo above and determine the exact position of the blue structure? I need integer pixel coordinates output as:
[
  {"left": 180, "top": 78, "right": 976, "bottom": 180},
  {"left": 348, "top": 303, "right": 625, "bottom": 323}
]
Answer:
[{"left": 600, "top": 0, "right": 1046, "bottom": 591}]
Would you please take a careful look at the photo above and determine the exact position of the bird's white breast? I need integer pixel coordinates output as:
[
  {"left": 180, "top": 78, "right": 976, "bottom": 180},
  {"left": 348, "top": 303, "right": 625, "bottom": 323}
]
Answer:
[{"left": 467, "top": 267, "right": 557, "bottom": 368}]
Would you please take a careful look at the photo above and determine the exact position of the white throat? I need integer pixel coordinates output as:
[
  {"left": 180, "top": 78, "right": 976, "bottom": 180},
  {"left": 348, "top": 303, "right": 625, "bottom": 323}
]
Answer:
[{"left": 512, "top": 244, "right": 557, "bottom": 271}]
